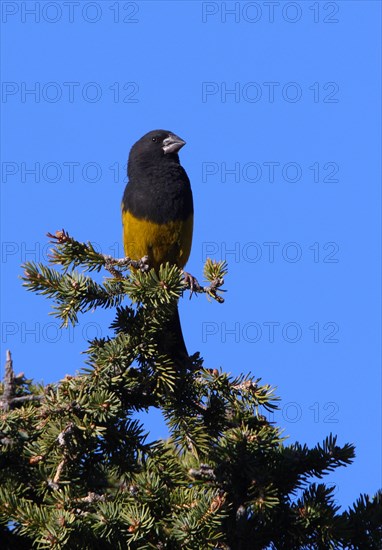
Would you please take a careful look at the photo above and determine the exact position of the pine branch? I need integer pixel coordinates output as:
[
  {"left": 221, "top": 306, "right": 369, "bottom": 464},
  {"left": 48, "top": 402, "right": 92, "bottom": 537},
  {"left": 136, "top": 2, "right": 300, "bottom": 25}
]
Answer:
[
  {"left": 21, "top": 231, "right": 227, "bottom": 333},
  {"left": 22, "top": 262, "right": 125, "bottom": 326},
  {"left": 1, "top": 229, "right": 380, "bottom": 549},
  {"left": 44, "top": 230, "right": 227, "bottom": 303},
  {"left": 47, "top": 230, "right": 150, "bottom": 275}
]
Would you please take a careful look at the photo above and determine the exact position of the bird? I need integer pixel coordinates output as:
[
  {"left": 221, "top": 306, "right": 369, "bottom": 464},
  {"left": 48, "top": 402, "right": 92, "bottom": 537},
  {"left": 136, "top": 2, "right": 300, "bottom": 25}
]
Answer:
[{"left": 121, "top": 129, "right": 194, "bottom": 367}]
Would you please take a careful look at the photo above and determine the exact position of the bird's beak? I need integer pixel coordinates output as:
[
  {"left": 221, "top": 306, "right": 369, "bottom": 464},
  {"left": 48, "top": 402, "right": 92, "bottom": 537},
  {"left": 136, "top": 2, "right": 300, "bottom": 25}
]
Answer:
[{"left": 162, "top": 133, "right": 186, "bottom": 155}]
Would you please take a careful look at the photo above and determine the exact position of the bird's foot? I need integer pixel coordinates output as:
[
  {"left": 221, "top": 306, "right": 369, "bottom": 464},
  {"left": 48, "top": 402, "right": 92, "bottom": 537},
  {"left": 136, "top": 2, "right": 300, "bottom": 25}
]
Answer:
[{"left": 129, "top": 255, "right": 150, "bottom": 272}]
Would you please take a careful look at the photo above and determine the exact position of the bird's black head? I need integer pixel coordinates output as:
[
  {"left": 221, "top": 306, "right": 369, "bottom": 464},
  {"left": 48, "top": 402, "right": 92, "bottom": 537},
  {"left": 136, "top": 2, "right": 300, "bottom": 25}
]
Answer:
[{"left": 129, "top": 130, "right": 186, "bottom": 164}]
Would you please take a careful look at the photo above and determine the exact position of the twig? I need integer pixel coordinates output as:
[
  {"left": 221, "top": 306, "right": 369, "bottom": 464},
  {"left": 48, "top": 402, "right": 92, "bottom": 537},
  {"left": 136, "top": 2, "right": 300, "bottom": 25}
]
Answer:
[
  {"left": 103, "top": 254, "right": 150, "bottom": 278},
  {"left": 53, "top": 458, "right": 66, "bottom": 485},
  {"left": 11, "top": 395, "right": 44, "bottom": 404},
  {"left": 189, "top": 463, "right": 216, "bottom": 481},
  {"left": 183, "top": 276, "right": 225, "bottom": 303},
  {"left": 57, "top": 422, "right": 75, "bottom": 446},
  {"left": 1, "top": 350, "right": 14, "bottom": 412},
  {"left": 74, "top": 492, "right": 106, "bottom": 504},
  {"left": 50, "top": 422, "right": 76, "bottom": 487},
  {"left": 1, "top": 350, "right": 44, "bottom": 410}
]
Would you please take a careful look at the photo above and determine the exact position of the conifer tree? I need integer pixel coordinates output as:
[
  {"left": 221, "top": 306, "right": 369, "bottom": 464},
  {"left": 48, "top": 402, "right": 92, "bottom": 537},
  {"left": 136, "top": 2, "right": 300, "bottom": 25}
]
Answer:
[{"left": 1, "top": 230, "right": 381, "bottom": 549}]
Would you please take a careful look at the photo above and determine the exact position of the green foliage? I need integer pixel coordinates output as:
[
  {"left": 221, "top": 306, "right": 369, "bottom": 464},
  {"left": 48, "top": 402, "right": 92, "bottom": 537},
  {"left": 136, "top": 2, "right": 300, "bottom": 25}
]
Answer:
[{"left": 0, "top": 231, "right": 381, "bottom": 549}]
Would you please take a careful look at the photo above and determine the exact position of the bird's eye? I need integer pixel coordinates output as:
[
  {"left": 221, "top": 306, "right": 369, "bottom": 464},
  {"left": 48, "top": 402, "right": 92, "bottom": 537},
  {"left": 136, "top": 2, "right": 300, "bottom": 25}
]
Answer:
[{"left": 152, "top": 137, "right": 157, "bottom": 143}]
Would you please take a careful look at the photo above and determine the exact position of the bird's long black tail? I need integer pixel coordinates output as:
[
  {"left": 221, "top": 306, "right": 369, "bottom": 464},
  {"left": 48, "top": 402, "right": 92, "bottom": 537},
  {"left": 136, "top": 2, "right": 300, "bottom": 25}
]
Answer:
[{"left": 159, "top": 306, "right": 190, "bottom": 369}]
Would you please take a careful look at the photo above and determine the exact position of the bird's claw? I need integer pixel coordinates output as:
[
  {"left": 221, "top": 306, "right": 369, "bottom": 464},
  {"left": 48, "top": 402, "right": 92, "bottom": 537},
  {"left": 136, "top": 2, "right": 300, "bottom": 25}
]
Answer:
[
  {"left": 129, "top": 255, "right": 150, "bottom": 272},
  {"left": 138, "top": 255, "right": 150, "bottom": 272}
]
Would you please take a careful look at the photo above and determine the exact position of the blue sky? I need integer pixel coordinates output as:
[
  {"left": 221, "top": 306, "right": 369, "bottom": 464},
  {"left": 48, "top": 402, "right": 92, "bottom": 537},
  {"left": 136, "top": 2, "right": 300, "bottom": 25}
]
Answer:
[{"left": 1, "top": 1, "right": 381, "bottom": 511}]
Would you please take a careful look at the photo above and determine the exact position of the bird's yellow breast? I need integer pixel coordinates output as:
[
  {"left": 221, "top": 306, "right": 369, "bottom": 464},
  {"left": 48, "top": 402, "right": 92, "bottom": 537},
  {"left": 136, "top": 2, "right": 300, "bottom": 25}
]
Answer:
[{"left": 122, "top": 209, "right": 193, "bottom": 272}]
